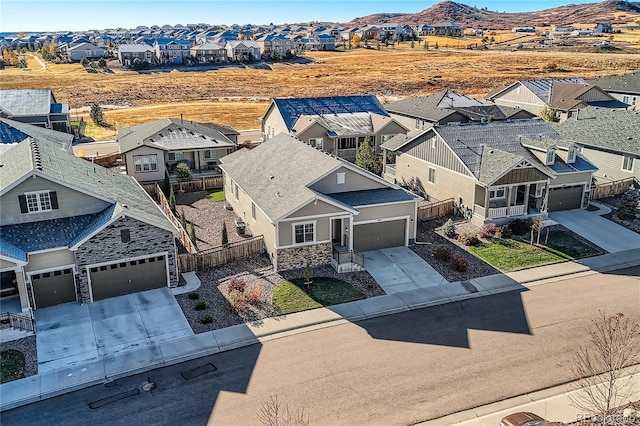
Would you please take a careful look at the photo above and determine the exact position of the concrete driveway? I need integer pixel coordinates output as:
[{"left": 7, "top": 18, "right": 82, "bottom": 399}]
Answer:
[
  {"left": 35, "top": 288, "right": 193, "bottom": 372},
  {"left": 549, "top": 208, "right": 640, "bottom": 253},
  {"left": 364, "top": 246, "right": 447, "bottom": 294}
]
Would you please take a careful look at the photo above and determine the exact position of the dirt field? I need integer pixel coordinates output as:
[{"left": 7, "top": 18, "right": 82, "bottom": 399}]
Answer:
[{"left": 2, "top": 47, "right": 640, "bottom": 139}]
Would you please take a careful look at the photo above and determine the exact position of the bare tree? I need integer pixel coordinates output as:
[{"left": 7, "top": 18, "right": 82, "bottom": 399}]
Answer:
[
  {"left": 257, "top": 395, "right": 309, "bottom": 426},
  {"left": 568, "top": 312, "right": 639, "bottom": 423}
]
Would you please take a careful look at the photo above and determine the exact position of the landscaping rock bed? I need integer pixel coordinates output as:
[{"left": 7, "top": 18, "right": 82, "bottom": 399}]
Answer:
[
  {"left": 0, "top": 335, "right": 38, "bottom": 381},
  {"left": 411, "top": 216, "right": 500, "bottom": 282},
  {"left": 176, "top": 255, "right": 383, "bottom": 334},
  {"left": 596, "top": 194, "right": 640, "bottom": 234}
]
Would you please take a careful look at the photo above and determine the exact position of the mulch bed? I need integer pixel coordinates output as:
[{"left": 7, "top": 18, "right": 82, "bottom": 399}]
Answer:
[
  {"left": 0, "top": 335, "right": 38, "bottom": 381},
  {"left": 595, "top": 195, "right": 640, "bottom": 234}
]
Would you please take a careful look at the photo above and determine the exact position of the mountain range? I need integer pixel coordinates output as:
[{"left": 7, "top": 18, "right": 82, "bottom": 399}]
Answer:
[{"left": 348, "top": 0, "right": 640, "bottom": 29}]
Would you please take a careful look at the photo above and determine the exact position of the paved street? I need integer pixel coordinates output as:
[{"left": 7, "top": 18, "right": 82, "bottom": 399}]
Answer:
[{"left": 3, "top": 266, "right": 638, "bottom": 426}]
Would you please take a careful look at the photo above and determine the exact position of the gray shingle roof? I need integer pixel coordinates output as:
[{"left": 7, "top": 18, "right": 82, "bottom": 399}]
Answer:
[
  {"left": 0, "top": 89, "right": 54, "bottom": 116},
  {"left": 117, "top": 118, "right": 237, "bottom": 153},
  {"left": 551, "top": 107, "right": 640, "bottom": 156},
  {"left": 0, "top": 118, "right": 73, "bottom": 152},
  {"left": 220, "top": 133, "right": 345, "bottom": 221},
  {"left": 589, "top": 70, "right": 640, "bottom": 95},
  {"left": 384, "top": 91, "right": 460, "bottom": 122},
  {"left": 381, "top": 129, "right": 429, "bottom": 152},
  {"left": 326, "top": 188, "right": 418, "bottom": 207}
]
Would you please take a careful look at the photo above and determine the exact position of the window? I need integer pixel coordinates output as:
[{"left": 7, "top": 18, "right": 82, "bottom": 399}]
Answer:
[
  {"left": 623, "top": 96, "right": 630, "bottom": 104},
  {"left": 337, "top": 137, "right": 356, "bottom": 149},
  {"left": 21, "top": 191, "right": 56, "bottom": 213},
  {"left": 294, "top": 222, "right": 315, "bottom": 244},
  {"left": 545, "top": 149, "right": 555, "bottom": 165},
  {"left": 133, "top": 154, "right": 158, "bottom": 172},
  {"left": 251, "top": 202, "right": 256, "bottom": 220},
  {"left": 489, "top": 187, "right": 506, "bottom": 199},
  {"left": 337, "top": 172, "right": 345, "bottom": 185},
  {"left": 633, "top": 97, "right": 637, "bottom": 106},
  {"left": 380, "top": 134, "right": 393, "bottom": 143},
  {"left": 428, "top": 167, "right": 436, "bottom": 184},
  {"left": 309, "top": 138, "right": 323, "bottom": 149},
  {"left": 167, "top": 152, "right": 184, "bottom": 161},
  {"left": 567, "top": 145, "right": 577, "bottom": 163},
  {"left": 622, "top": 155, "right": 634, "bottom": 172},
  {"left": 203, "top": 149, "right": 220, "bottom": 160}
]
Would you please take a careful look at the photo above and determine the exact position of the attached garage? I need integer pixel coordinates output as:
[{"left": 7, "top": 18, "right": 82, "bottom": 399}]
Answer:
[
  {"left": 353, "top": 219, "right": 407, "bottom": 252},
  {"left": 31, "top": 268, "right": 76, "bottom": 309},
  {"left": 89, "top": 255, "right": 168, "bottom": 302},
  {"left": 547, "top": 185, "right": 584, "bottom": 212}
]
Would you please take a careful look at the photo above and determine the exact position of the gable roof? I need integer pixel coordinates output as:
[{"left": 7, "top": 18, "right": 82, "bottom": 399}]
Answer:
[
  {"left": 552, "top": 107, "right": 640, "bottom": 156},
  {"left": 292, "top": 111, "right": 399, "bottom": 137},
  {"left": 589, "top": 70, "right": 640, "bottom": 95},
  {"left": 0, "top": 118, "right": 73, "bottom": 152},
  {"left": 0, "top": 89, "right": 55, "bottom": 116},
  {"left": 117, "top": 118, "right": 237, "bottom": 153},
  {"left": 270, "top": 95, "right": 389, "bottom": 131}
]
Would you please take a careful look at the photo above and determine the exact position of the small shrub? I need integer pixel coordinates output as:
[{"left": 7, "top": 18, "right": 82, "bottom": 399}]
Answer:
[
  {"left": 227, "top": 277, "right": 246, "bottom": 293},
  {"left": 227, "top": 289, "right": 248, "bottom": 311},
  {"left": 508, "top": 218, "right": 532, "bottom": 236},
  {"left": 450, "top": 254, "right": 469, "bottom": 272},
  {"left": 457, "top": 231, "right": 480, "bottom": 246},
  {"left": 479, "top": 223, "right": 500, "bottom": 239},
  {"left": 443, "top": 218, "right": 457, "bottom": 239},
  {"left": 188, "top": 292, "right": 199, "bottom": 300},
  {"left": 500, "top": 225, "right": 513, "bottom": 239},
  {"left": 175, "top": 162, "right": 192, "bottom": 179},
  {"left": 245, "top": 281, "right": 263, "bottom": 304},
  {"left": 194, "top": 302, "right": 206, "bottom": 311},
  {"left": 434, "top": 244, "right": 453, "bottom": 261},
  {"left": 200, "top": 316, "right": 213, "bottom": 324}
]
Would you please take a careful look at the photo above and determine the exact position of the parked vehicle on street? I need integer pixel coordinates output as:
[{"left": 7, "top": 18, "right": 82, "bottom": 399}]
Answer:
[{"left": 500, "top": 412, "right": 565, "bottom": 426}]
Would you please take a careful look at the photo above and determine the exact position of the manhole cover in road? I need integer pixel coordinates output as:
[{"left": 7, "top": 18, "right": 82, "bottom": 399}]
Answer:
[
  {"left": 181, "top": 363, "right": 217, "bottom": 380},
  {"left": 141, "top": 382, "right": 157, "bottom": 392}
]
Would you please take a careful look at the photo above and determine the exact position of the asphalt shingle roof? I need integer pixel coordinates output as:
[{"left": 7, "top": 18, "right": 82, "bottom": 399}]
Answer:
[
  {"left": 589, "top": 70, "right": 640, "bottom": 95},
  {"left": 273, "top": 95, "right": 389, "bottom": 131},
  {"left": 0, "top": 89, "right": 55, "bottom": 116},
  {"left": 0, "top": 118, "right": 73, "bottom": 151}
]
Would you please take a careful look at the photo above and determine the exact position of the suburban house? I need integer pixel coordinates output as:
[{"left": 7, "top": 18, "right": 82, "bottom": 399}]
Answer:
[
  {"left": 260, "top": 95, "right": 408, "bottom": 160},
  {"left": 61, "top": 42, "right": 108, "bottom": 62},
  {"left": 0, "top": 130, "right": 178, "bottom": 312},
  {"left": 190, "top": 42, "right": 227, "bottom": 63},
  {"left": 486, "top": 78, "right": 628, "bottom": 117},
  {"left": 0, "top": 118, "right": 73, "bottom": 154},
  {"left": 255, "top": 34, "right": 297, "bottom": 58},
  {"left": 382, "top": 120, "right": 597, "bottom": 225},
  {"left": 385, "top": 90, "right": 535, "bottom": 132},
  {"left": 117, "top": 118, "right": 238, "bottom": 182},
  {"left": 219, "top": 133, "right": 420, "bottom": 271},
  {"left": 118, "top": 44, "right": 156, "bottom": 66},
  {"left": 589, "top": 70, "right": 640, "bottom": 110},
  {"left": 225, "top": 40, "right": 261, "bottom": 62},
  {"left": 0, "top": 89, "right": 71, "bottom": 134},
  {"left": 552, "top": 107, "right": 640, "bottom": 182},
  {"left": 154, "top": 38, "right": 191, "bottom": 64}
]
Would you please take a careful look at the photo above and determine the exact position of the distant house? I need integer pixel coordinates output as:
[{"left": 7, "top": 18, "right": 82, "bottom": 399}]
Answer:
[
  {"left": 190, "top": 42, "right": 227, "bottom": 63},
  {"left": 552, "top": 107, "right": 640, "bottom": 182},
  {"left": 256, "top": 34, "right": 296, "bottom": 58},
  {"left": 431, "top": 22, "right": 463, "bottom": 36},
  {"left": 117, "top": 118, "right": 238, "bottom": 182},
  {"left": 589, "top": 70, "right": 640, "bottom": 110},
  {"left": 0, "top": 127, "right": 178, "bottom": 312},
  {"left": 118, "top": 44, "right": 156, "bottom": 67},
  {"left": 416, "top": 24, "right": 433, "bottom": 36},
  {"left": 260, "top": 95, "right": 408, "bottom": 161},
  {"left": 225, "top": 40, "right": 261, "bottom": 62},
  {"left": 486, "top": 78, "right": 628, "bottom": 117},
  {"left": 154, "top": 38, "right": 191, "bottom": 64},
  {"left": 382, "top": 120, "right": 597, "bottom": 224},
  {"left": 0, "top": 89, "right": 71, "bottom": 134},
  {"left": 385, "top": 90, "right": 534, "bottom": 132},
  {"left": 219, "top": 133, "right": 420, "bottom": 271},
  {"left": 512, "top": 27, "right": 536, "bottom": 33},
  {"left": 63, "top": 42, "right": 108, "bottom": 62}
]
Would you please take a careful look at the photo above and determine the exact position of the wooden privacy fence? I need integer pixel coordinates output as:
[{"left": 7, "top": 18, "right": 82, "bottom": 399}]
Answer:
[
  {"left": 177, "top": 236, "right": 266, "bottom": 272},
  {"left": 154, "top": 184, "right": 198, "bottom": 254},
  {"left": 417, "top": 198, "right": 454, "bottom": 221},
  {"left": 590, "top": 177, "right": 637, "bottom": 200},
  {"left": 141, "top": 176, "right": 224, "bottom": 196}
]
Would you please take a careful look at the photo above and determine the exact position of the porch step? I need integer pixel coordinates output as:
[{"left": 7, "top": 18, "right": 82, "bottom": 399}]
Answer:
[{"left": 331, "top": 259, "right": 365, "bottom": 273}]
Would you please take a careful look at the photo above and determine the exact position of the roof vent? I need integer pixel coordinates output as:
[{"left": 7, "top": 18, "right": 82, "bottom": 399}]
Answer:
[
  {"left": 275, "top": 191, "right": 280, "bottom": 197},
  {"left": 489, "top": 149, "right": 494, "bottom": 154},
  {"left": 269, "top": 175, "right": 274, "bottom": 180},
  {"left": 123, "top": 204, "right": 128, "bottom": 208}
]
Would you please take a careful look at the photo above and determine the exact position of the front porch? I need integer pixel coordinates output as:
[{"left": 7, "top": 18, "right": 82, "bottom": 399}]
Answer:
[{"left": 473, "top": 181, "right": 548, "bottom": 222}]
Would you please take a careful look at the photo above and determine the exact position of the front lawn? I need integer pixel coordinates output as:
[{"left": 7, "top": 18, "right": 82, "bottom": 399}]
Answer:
[
  {"left": 469, "top": 239, "right": 565, "bottom": 272},
  {"left": 517, "top": 228, "right": 605, "bottom": 259},
  {"left": 272, "top": 278, "right": 365, "bottom": 315},
  {"left": 207, "top": 190, "right": 225, "bottom": 202},
  {"left": 1, "top": 350, "right": 26, "bottom": 384}
]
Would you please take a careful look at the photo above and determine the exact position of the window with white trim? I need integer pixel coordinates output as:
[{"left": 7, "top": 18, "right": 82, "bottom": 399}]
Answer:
[
  {"left": 428, "top": 167, "right": 436, "bottom": 184},
  {"left": 203, "top": 149, "right": 220, "bottom": 160},
  {"left": 309, "top": 138, "right": 323, "bottom": 149},
  {"left": 167, "top": 151, "right": 184, "bottom": 161},
  {"left": 380, "top": 134, "right": 393, "bottom": 143},
  {"left": 567, "top": 145, "right": 576, "bottom": 163},
  {"left": 294, "top": 222, "right": 315, "bottom": 244},
  {"left": 133, "top": 154, "right": 158, "bottom": 172},
  {"left": 622, "top": 155, "right": 634, "bottom": 172},
  {"left": 489, "top": 187, "right": 506, "bottom": 199},
  {"left": 25, "top": 191, "right": 52, "bottom": 213},
  {"left": 337, "top": 172, "right": 345, "bottom": 185},
  {"left": 545, "top": 149, "right": 555, "bottom": 165}
]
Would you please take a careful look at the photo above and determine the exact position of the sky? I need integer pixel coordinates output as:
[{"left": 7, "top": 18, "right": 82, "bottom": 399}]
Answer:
[{"left": 1, "top": 0, "right": 602, "bottom": 33}]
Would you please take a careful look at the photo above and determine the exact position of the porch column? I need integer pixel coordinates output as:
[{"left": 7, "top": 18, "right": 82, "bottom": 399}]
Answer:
[
  {"left": 15, "top": 268, "right": 30, "bottom": 311},
  {"left": 542, "top": 181, "right": 550, "bottom": 212},
  {"left": 523, "top": 184, "right": 531, "bottom": 214},
  {"left": 484, "top": 187, "right": 490, "bottom": 219},
  {"left": 506, "top": 186, "right": 513, "bottom": 215},
  {"left": 348, "top": 216, "right": 354, "bottom": 251}
]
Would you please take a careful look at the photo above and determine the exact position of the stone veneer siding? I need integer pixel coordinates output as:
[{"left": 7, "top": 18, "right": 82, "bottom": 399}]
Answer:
[
  {"left": 74, "top": 215, "right": 177, "bottom": 304},
  {"left": 275, "top": 242, "right": 332, "bottom": 271}
]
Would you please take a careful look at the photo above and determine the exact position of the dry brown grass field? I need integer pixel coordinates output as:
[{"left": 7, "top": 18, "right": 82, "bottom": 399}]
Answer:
[{"left": 2, "top": 47, "right": 640, "bottom": 139}]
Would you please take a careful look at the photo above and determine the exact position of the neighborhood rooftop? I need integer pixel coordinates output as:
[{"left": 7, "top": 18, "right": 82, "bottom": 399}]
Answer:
[
  {"left": 0, "top": 118, "right": 74, "bottom": 151},
  {"left": 0, "top": 89, "right": 65, "bottom": 117}
]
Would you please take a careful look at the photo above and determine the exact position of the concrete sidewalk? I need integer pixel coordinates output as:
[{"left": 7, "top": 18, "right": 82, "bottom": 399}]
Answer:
[{"left": 2, "top": 249, "right": 640, "bottom": 412}]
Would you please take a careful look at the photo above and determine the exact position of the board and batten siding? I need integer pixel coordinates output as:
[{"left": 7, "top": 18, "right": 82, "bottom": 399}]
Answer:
[
  {"left": 310, "top": 166, "right": 387, "bottom": 194},
  {"left": 577, "top": 87, "right": 616, "bottom": 103},
  {"left": 0, "top": 175, "right": 111, "bottom": 226},
  {"left": 581, "top": 147, "right": 639, "bottom": 181},
  {"left": 25, "top": 249, "right": 76, "bottom": 272},
  {"left": 403, "top": 132, "right": 472, "bottom": 176},
  {"left": 493, "top": 167, "right": 550, "bottom": 186}
]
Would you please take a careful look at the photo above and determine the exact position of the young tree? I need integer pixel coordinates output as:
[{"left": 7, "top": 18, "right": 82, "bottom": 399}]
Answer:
[
  {"left": 163, "top": 169, "right": 171, "bottom": 196},
  {"left": 257, "top": 395, "right": 309, "bottom": 426},
  {"left": 355, "top": 137, "right": 382, "bottom": 175},
  {"left": 169, "top": 187, "right": 176, "bottom": 212},
  {"left": 303, "top": 261, "right": 313, "bottom": 291},
  {"left": 221, "top": 221, "right": 229, "bottom": 246},
  {"left": 180, "top": 209, "right": 187, "bottom": 230},
  {"left": 538, "top": 106, "right": 559, "bottom": 122},
  {"left": 351, "top": 34, "right": 360, "bottom": 47},
  {"left": 568, "top": 312, "right": 639, "bottom": 422},
  {"left": 189, "top": 221, "right": 197, "bottom": 247},
  {"left": 97, "top": 57, "right": 107, "bottom": 68},
  {"left": 617, "top": 189, "right": 640, "bottom": 220},
  {"left": 89, "top": 103, "right": 105, "bottom": 126},
  {"left": 80, "top": 56, "right": 89, "bottom": 67}
]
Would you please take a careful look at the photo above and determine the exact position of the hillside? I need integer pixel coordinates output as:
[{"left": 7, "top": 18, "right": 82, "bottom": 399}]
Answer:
[{"left": 349, "top": 0, "right": 640, "bottom": 29}]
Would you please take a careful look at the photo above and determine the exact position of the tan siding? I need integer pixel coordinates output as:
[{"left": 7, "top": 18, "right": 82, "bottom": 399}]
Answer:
[
  {"left": 492, "top": 84, "right": 546, "bottom": 115},
  {"left": 262, "top": 104, "right": 290, "bottom": 140},
  {"left": 124, "top": 146, "right": 165, "bottom": 182},
  {"left": 388, "top": 113, "right": 415, "bottom": 131},
  {"left": 551, "top": 171, "right": 593, "bottom": 186},
  {"left": 278, "top": 217, "right": 331, "bottom": 247},
  {"left": 310, "top": 166, "right": 387, "bottom": 194},
  {"left": 582, "top": 148, "right": 640, "bottom": 181},
  {"left": 0, "top": 259, "right": 18, "bottom": 269},
  {"left": 1, "top": 176, "right": 111, "bottom": 226},
  {"left": 298, "top": 122, "right": 331, "bottom": 149},
  {"left": 354, "top": 202, "right": 415, "bottom": 223},
  {"left": 25, "top": 249, "right": 75, "bottom": 272},
  {"left": 403, "top": 133, "right": 472, "bottom": 176},
  {"left": 493, "top": 167, "right": 549, "bottom": 185},
  {"left": 394, "top": 154, "right": 477, "bottom": 208},
  {"left": 286, "top": 200, "right": 347, "bottom": 219}
]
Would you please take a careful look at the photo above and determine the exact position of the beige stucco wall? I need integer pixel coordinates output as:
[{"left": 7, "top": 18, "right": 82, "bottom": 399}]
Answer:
[
  {"left": 124, "top": 146, "right": 166, "bottom": 182},
  {"left": 1, "top": 175, "right": 111, "bottom": 226},
  {"left": 310, "top": 166, "right": 387, "bottom": 194}
]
